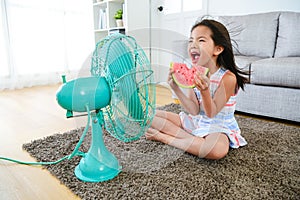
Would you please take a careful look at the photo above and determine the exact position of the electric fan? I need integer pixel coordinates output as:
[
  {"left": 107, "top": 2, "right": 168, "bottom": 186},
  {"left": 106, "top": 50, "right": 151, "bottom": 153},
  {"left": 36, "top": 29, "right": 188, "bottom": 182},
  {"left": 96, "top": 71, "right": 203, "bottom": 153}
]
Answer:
[{"left": 56, "top": 33, "right": 156, "bottom": 182}]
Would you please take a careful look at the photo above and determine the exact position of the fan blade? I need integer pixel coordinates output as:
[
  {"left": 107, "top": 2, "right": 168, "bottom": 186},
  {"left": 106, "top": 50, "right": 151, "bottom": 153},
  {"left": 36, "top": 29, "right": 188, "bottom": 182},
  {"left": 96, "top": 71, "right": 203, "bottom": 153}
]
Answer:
[{"left": 107, "top": 39, "right": 144, "bottom": 120}]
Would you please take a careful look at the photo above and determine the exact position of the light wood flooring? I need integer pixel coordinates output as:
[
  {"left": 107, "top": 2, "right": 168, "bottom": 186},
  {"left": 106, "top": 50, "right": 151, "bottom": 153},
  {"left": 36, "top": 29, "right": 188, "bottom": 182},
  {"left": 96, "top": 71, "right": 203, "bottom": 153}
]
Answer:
[{"left": 0, "top": 84, "right": 173, "bottom": 200}]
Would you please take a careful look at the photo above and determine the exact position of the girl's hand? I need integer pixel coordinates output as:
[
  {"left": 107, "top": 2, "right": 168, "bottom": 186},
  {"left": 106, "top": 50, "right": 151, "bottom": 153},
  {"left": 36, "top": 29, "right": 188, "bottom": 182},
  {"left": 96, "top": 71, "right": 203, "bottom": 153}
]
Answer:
[
  {"left": 194, "top": 71, "right": 210, "bottom": 92},
  {"left": 168, "top": 68, "right": 180, "bottom": 90}
]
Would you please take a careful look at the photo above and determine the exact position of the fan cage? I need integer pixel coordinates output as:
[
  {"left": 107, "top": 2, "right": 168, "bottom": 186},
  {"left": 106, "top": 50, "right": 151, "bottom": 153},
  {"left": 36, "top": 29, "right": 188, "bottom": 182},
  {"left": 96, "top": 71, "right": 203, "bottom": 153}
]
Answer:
[
  {"left": 91, "top": 33, "right": 139, "bottom": 79},
  {"left": 90, "top": 33, "right": 156, "bottom": 142},
  {"left": 104, "top": 68, "right": 156, "bottom": 142}
]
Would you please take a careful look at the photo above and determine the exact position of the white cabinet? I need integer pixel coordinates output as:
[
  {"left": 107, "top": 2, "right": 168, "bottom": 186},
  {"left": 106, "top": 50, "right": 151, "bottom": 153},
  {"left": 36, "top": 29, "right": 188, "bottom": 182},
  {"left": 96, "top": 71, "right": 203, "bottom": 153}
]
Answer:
[
  {"left": 93, "top": 0, "right": 125, "bottom": 42},
  {"left": 92, "top": 0, "right": 150, "bottom": 46}
]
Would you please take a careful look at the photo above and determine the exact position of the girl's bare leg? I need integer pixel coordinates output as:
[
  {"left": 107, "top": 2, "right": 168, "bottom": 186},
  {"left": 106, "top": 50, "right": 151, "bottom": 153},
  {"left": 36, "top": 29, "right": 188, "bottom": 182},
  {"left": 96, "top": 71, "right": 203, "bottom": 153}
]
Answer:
[
  {"left": 150, "top": 110, "right": 193, "bottom": 138},
  {"left": 155, "top": 110, "right": 182, "bottom": 127},
  {"left": 147, "top": 128, "right": 229, "bottom": 159},
  {"left": 146, "top": 110, "right": 229, "bottom": 159},
  {"left": 198, "top": 132, "right": 229, "bottom": 159}
]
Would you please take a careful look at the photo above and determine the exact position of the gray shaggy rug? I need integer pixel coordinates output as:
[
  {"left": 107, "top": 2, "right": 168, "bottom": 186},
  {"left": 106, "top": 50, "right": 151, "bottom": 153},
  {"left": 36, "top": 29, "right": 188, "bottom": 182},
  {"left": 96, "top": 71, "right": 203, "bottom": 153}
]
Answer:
[{"left": 23, "top": 103, "right": 300, "bottom": 200}]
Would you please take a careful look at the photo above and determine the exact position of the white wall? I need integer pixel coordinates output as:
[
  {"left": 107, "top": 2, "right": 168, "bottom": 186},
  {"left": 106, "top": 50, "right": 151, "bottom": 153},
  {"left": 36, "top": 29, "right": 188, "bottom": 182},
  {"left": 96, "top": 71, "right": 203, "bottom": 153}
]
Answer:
[{"left": 207, "top": 0, "right": 300, "bottom": 16}]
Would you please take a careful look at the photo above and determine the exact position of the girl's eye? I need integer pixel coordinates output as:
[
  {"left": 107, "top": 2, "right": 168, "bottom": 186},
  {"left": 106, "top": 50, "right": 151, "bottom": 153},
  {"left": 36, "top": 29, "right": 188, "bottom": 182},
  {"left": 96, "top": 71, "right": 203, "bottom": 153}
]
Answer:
[{"left": 199, "top": 39, "right": 205, "bottom": 42}]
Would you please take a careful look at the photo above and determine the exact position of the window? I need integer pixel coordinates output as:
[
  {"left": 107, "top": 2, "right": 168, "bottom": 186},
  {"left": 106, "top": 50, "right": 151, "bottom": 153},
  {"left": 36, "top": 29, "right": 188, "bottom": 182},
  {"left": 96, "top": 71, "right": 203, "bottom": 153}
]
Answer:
[
  {"left": 6, "top": 1, "right": 66, "bottom": 74},
  {"left": 0, "top": 1, "right": 9, "bottom": 77},
  {"left": 183, "top": 0, "right": 203, "bottom": 12},
  {"left": 0, "top": 0, "right": 94, "bottom": 90},
  {"left": 164, "top": 0, "right": 203, "bottom": 15}
]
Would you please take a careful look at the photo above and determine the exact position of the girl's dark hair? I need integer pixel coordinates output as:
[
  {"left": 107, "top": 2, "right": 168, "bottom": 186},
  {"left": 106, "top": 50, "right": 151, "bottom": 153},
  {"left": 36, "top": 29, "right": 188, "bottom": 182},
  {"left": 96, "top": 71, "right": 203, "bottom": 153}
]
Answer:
[{"left": 191, "top": 19, "right": 249, "bottom": 91}]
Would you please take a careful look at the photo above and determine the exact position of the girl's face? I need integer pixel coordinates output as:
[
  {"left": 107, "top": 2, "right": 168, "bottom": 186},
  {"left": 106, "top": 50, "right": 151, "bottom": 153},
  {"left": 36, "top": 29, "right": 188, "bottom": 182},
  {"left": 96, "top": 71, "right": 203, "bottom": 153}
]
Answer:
[{"left": 188, "top": 25, "right": 220, "bottom": 67}]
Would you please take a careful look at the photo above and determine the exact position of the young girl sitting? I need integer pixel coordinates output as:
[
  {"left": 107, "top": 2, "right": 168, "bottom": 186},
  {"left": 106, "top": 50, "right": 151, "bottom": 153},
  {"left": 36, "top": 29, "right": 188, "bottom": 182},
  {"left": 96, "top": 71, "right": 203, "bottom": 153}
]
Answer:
[{"left": 146, "top": 19, "right": 248, "bottom": 160}]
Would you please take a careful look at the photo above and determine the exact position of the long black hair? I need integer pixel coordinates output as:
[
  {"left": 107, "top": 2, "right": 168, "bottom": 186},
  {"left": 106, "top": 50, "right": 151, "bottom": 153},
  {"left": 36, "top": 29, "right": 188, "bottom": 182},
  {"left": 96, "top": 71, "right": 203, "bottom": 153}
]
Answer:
[{"left": 191, "top": 19, "right": 249, "bottom": 91}]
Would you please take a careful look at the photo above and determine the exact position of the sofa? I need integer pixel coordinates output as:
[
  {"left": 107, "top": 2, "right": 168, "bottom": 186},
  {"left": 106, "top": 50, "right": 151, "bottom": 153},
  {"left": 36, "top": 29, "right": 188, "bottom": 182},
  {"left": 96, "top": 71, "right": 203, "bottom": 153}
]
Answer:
[{"left": 172, "top": 11, "right": 300, "bottom": 122}]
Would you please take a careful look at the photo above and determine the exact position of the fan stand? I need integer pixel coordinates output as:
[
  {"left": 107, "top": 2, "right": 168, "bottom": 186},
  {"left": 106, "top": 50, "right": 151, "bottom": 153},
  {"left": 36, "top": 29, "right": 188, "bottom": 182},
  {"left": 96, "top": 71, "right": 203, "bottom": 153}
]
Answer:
[{"left": 74, "top": 111, "right": 121, "bottom": 182}]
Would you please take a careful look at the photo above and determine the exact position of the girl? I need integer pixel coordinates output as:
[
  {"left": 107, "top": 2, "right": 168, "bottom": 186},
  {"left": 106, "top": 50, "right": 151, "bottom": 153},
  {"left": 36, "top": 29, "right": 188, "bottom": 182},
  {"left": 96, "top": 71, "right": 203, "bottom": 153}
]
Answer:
[{"left": 146, "top": 19, "right": 248, "bottom": 160}]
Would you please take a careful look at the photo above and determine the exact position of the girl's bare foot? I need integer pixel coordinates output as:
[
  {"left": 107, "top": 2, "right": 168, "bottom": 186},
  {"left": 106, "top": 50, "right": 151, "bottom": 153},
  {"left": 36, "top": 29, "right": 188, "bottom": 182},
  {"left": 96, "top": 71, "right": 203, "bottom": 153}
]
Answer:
[{"left": 145, "top": 128, "right": 162, "bottom": 141}]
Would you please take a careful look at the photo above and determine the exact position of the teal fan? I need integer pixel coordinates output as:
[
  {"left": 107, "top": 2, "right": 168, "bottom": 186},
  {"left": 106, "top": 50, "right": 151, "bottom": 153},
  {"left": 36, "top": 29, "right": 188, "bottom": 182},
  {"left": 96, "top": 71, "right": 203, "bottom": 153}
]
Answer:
[{"left": 56, "top": 33, "right": 156, "bottom": 182}]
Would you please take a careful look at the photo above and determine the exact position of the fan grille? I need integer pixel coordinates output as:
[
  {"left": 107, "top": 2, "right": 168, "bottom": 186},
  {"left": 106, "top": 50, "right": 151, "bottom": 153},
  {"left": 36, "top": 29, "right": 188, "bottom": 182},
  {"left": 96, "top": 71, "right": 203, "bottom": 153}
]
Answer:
[{"left": 91, "top": 33, "right": 156, "bottom": 142}]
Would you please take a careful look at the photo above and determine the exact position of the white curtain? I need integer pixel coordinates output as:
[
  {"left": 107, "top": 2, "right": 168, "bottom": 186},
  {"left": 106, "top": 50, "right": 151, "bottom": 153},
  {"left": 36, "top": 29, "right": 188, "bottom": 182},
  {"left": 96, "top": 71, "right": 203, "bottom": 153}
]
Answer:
[{"left": 0, "top": 0, "right": 94, "bottom": 90}]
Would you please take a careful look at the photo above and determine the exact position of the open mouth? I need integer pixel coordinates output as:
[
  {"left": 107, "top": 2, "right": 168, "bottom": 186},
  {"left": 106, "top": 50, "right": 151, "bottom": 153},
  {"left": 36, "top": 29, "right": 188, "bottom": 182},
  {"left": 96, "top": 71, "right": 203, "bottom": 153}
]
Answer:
[{"left": 190, "top": 52, "right": 200, "bottom": 64}]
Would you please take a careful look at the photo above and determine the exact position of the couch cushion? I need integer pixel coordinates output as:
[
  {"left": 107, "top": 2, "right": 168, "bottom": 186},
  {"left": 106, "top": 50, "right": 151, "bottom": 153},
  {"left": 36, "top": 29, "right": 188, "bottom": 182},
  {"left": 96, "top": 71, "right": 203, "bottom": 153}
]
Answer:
[
  {"left": 217, "top": 12, "right": 280, "bottom": 58},
  {"left": 250, "top": 57, "right": 300, "bottom": 88},
  {"left": 235, "top": 55, "right": 261, "bottom": 70},
  {"left": 235, "top": 56, "right": 262, "bottom": 81},
  {"left": 236, "top": 84, "right": 300, "bottom": 122},
  {"left": 274, "top": 12, "right": 300, "bottom": 57}
]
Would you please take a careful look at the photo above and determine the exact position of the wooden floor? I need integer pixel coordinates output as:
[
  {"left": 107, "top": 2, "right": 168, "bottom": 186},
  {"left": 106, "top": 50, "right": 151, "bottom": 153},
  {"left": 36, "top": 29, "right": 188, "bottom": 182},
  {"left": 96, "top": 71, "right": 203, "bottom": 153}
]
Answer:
[{"left": 0, "top": 84, "right": 173, "bottom": 200}]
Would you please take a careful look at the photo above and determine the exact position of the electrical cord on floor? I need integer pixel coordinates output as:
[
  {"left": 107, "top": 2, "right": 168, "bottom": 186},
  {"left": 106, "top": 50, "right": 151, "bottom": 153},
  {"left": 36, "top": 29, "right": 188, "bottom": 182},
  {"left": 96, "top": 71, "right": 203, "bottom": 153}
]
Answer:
[{"left": 0, "top": 105, "right": 91, "bottom": 166}]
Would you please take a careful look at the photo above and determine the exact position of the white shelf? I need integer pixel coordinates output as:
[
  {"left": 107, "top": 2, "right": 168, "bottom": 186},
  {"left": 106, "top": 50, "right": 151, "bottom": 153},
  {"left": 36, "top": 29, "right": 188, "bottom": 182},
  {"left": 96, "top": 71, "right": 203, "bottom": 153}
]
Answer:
[
  {"left": 92, "top": 0, "right": 150, "bottom": 46},
  {"left": 92, "top": 0, "right": 125, "bottom": 43}
]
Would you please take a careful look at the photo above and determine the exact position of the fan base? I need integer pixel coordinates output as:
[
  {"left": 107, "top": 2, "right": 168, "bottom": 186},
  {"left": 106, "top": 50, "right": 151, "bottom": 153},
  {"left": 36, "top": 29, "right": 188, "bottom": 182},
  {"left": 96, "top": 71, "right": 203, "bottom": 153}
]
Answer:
[
  {"left": 74, "top": 111, "right": 121, "bottom": 182},
  {"left": 74, "top": 152, "right": 121, "bottom": 182}
]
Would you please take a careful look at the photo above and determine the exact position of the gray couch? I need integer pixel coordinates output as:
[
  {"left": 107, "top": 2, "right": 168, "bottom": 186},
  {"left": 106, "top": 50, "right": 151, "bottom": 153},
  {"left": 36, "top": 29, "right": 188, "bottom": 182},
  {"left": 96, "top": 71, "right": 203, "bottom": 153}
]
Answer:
[
  {"left": 172, "top": 11, "right": 300, "bottom": 122},
  {"left": 217, "top": 11, "right": 300, "bottom": 122}
]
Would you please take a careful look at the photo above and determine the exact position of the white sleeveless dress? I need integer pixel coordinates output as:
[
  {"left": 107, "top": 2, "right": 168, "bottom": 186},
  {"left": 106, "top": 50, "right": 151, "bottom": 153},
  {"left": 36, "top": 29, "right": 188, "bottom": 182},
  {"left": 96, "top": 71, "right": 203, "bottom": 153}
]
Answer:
[{"left": 179, "top": 67, "right": 247, "bottom": 148}]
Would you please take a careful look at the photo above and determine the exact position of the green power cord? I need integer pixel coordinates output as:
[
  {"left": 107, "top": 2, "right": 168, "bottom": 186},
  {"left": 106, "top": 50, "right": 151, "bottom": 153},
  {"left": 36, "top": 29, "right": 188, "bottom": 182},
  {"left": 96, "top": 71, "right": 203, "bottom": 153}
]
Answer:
[{"left": 0, "top": 105, "right": 91, "bottom": 166}]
